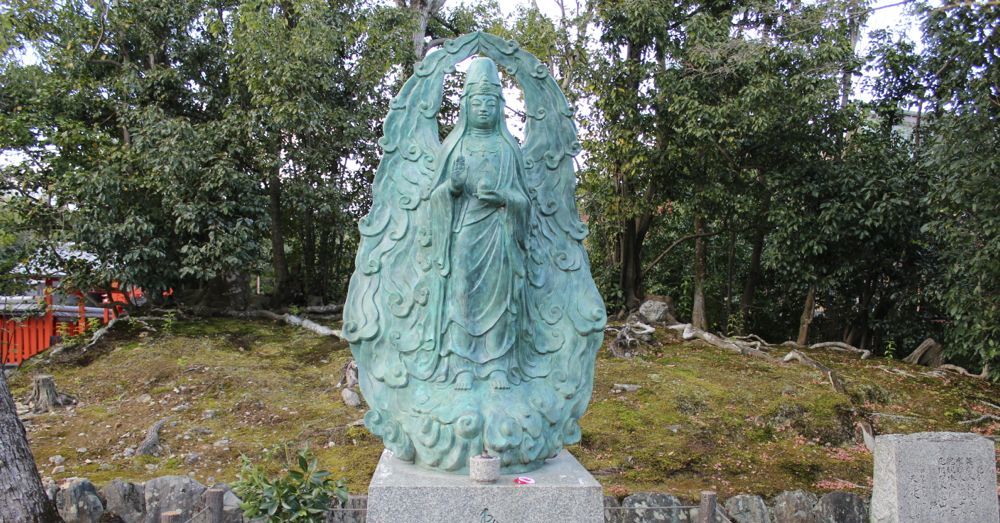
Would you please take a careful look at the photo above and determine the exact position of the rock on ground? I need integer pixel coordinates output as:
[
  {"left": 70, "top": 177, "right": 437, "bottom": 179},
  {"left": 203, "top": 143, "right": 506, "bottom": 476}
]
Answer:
[
  {"left": 102, "top": 479, "right": 145, "bottom": 523},
  {"left": 56, "top": 478, "right": 105, "bottom": 523},
  {"left": 143, "top": 475, "right": 206, "bottom": 523},
  {"left": 621, "top": 492, "right": 685, "bottom": 523},
  {"left": 326, "top": 495, "right": 368, "bottom": 523},
  {"left": 814, "top": 491, "right": 867, "bottom": 523},
  {"left": 341, "top": 387, "right": 362, "bottom": 408},
  {"left": 604, "top": 495, "right": 624, "bottom": 523},
  {"left": 772, "top": 490, "right": 818, "bottom": 523},
  {"left": 724, "top": 494, "right": 771, "bottom": 523},
  {"left": 638, "top": 298, "right": 674, "bottom": 323}
]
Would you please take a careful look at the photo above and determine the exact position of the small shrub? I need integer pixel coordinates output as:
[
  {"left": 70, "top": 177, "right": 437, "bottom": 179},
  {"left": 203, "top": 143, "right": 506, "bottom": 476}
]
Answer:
[
  {"left": 162, "top": 310, "right": 177, "bottom": 333},
  {"left": 57, "top": 318, "right": 101, "bottom": 346},
  {"left": 233, "top": 449, "right": 347, "bottom": 522}
]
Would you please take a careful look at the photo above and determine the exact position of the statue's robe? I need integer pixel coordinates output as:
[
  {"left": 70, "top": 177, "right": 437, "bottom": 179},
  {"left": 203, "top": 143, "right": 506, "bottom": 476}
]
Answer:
[{"left": 428, "top": 134, "right": 530, "bottom": 382}]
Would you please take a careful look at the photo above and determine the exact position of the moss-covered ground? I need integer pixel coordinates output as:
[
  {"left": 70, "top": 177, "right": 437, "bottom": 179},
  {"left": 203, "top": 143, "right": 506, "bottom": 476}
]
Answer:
[{"left": 9, "top": 317, "right": 999, "bottom": 501}]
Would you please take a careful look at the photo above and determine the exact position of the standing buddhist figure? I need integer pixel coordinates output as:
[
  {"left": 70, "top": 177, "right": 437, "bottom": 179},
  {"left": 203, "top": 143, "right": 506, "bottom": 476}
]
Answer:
[
  {"left": 343, "top": 33, "right": 606, "bottom": 474},
  {"left": 430, "top": 58, "right": 530, "bottom": 391}
]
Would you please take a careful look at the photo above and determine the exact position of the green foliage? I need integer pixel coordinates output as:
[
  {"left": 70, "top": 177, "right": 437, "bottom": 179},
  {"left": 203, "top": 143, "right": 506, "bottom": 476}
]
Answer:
[
  {"left": 0, "top": 203, "right": 30, "bottom": 294},
  {"left": 233, "top": 449, "right": 347, "bottom": 522},
  {"left": 161, "top": 310, "right": 177, "bottom": 334},
  {"left": 1, "top": 0, "right": 995, "bottom": 375},
  {"left": 917, "top": 2, "right": 999, "bottom": 376},
  {"left": 56, "top": 317, "right": 101, "bottom": 346},
  {"left": 0, "top": 0, "right": 409, "bottom": 305}
]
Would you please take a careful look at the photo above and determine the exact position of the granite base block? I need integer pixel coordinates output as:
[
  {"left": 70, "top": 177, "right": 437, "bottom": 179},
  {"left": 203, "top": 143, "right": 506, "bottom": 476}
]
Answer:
[
  {"left": 871, "top": 432, "right": 999, "bottom": 523},
  {"left": 367, "top": 449, "right": 603, "bottom": 523}
]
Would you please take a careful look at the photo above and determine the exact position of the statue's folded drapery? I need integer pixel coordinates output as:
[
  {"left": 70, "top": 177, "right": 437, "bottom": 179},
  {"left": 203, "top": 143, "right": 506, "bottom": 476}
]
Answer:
[{"left": 429, "top": 136, "right": 530, "bottom": 382}]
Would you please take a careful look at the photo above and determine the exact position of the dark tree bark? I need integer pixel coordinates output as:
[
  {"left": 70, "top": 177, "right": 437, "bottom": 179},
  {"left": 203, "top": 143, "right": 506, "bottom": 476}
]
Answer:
[
  {"left": 0, "top": 372, "right": 63, "bottom": 523},
  {"left": 844, "top": 279, "right": 875, "bottom": 347},
  {"left": 723, "top": 225, "right": 736, "bottom": 332},
  {"left": 316, "top": 226, "right": 331, "bottom": 301},
  {"left": 617, "top": 39, "right": 652, "bottom": 312},
  {"left": 738, "top": 191, "right": 770, "bottom": 331},
  {"left": 301, "top": 209, "right": 316, "bottom": 299},
  {"left": 397, "top": 0, "right": 447, "bottom": 62},
  {"left": 797, "top": 284, "right": 816, "bottom": 346},
  {"left": 691, "top": 215, "right": 708, "bottom": 330},
  {"left": 620, "top": 214, "right": 651, "bottom": 311},
  {"left": 268, "top": 167, "right": 290, "bottom": 304}
]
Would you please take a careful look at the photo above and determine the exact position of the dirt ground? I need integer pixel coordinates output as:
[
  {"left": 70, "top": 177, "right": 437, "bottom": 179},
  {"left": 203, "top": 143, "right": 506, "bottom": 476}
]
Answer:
[{"left": 8, "top": 317, "right": 999, "bottom": 500}]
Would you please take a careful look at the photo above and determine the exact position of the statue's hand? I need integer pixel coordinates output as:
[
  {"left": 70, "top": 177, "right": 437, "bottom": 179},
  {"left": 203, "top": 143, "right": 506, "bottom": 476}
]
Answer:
[
  {"left": 476, "top": 189, "right": 506, "bottom": 207},
  {"left": 450, "top": 156, "right": 467, "bottom": 193}
]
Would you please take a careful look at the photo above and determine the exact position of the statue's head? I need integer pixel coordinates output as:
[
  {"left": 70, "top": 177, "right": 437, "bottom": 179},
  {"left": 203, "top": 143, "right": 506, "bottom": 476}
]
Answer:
[{"left": 462, "top": 57, "right": 503, "bottom": 131}]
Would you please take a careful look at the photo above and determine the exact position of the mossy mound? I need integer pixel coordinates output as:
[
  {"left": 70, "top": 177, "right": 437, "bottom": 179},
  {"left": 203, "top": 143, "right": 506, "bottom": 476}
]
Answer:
[{"left": 9, "top": 317, "right": 999, "bottom": 500}]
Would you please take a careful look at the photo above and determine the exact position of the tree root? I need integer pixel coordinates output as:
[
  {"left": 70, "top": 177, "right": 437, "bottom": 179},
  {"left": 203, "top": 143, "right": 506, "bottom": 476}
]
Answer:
[
  {"left": 978, "top": 399, "right": 1000, "bottom": 411},
  {"left": 123, "top": 316, "right": 159, "bottom": 332},
  {"left": 303, "top": 304, "right": 343, "bottom": 314},
  {"left": 667, "top": 324, "right": 776, "bottom": 362},
  {"left": 605, "top": 318, "right": 655, "bottom": 357},
  {"left": 224, "top": 310, "right": 344, "bottom": 340},
  {"left": 935, "top": 363, "right": 989, "bottom": 379},
  {"left": 870, "top": 412, "right": 924, "bottom": 421},
  {"left": 808, "top": 341, "right": 871, "bottom": 360},
  {"left": 903, "top": 338, "right": 943, "bottom": 367},
  {"left": 781, "top": 350, "right": 847, "bottom": 394},
  {"left": 80, "top": 317, "right": 122, "bottom": 351},
  {"left": 879, "top": 366, "right": 918, "bottom": 378},
  {"left": 958, "top": 414, "right": 1000, "bottom": 426}
]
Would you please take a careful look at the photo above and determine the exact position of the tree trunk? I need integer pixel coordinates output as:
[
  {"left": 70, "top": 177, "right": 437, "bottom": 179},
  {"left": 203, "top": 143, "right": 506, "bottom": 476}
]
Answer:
[
  {"left": 620, "top": 214, "right": 651, "bottom": 311},
  {"left": 302, "top": 209, "right": 316, "bottom": 300},
  {"left": 0, "top": 372, "right": 64, "bottom": 523},
  {"left": 796, "top": 284, "right": 816, "bottom": 346},
  {"left": 723, "top": 225, "right": 736, "bottom": 333},
  {"left": 316, "top": 226, "right": 331, "bottom": 301},
  {"left": 400, "top": 0, "right": 447, "bottom": 62},
  {"left": 621, "top": 218, "right": 642, "bottom": 311},
  {"left": 332, "top": 229, "right": 348, "bottom": 301},
  {"left": 617, "top": 39, "right": 650, "bottom": 312},
  {"left": 738, "top": 191, "right": 770, "bottom": 331},
  {"left": 844, "top": 279, "right": 875, "bottom": 347},
  {"left": 268, "top": 167, "right": 290, "bottom": 304},
  {"left": 691, "top": 215, "right": 708, "bottom": 330}
]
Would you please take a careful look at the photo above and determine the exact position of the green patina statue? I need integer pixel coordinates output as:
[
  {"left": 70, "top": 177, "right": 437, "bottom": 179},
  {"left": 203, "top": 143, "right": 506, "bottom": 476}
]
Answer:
[{"left": 343, "top": 32, "right": 606, "bottom": 474}]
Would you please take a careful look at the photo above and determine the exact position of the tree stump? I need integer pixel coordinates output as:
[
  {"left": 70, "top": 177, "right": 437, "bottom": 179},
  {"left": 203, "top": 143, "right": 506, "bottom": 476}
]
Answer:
[{"left": 28, "top": 375, "right": 77, "bottom": 414}]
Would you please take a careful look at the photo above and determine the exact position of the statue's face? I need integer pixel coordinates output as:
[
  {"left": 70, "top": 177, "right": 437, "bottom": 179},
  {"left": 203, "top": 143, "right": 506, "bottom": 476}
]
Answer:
[{"left": 469, "top": 94, "right": 500, "bottom": 130}]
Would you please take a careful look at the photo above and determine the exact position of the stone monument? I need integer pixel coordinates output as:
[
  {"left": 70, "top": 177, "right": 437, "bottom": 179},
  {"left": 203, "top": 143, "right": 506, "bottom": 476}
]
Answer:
[
  {"left": 871, "top": 432, "right": 999, "bottom": 523},
  {"left": 343, "top": 31, "right": 606, "bottom": 521}
]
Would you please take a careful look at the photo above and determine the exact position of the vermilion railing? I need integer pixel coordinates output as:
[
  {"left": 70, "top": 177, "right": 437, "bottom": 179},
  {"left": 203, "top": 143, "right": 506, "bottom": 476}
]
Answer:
[
  {"left": 0, "top": 314, "right": 58, "bottom": 366},
  {"left": 1, "top": 285, "right": 124, "bottom": 366}
]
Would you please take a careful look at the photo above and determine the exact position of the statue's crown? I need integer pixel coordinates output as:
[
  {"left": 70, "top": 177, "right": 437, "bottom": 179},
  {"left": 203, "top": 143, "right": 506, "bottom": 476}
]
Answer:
[{"left": 463, "top": 57, "right": 502, "bottom": 98}]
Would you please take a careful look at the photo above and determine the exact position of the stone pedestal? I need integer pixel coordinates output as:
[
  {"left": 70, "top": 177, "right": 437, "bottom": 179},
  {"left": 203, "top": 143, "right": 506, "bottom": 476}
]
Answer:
[
  {"left": 367, "top": 449, "right": 603, "bottom": 523},
  {"left": 871, "top": 432, "right": 999, "bottom": 523}
]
